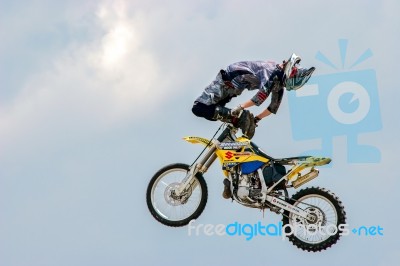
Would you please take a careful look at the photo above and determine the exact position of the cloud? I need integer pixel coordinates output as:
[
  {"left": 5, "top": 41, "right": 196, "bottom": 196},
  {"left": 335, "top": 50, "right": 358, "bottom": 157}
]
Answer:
[{"left": 0, "top": 0, "right": 177, "bottom": 154}]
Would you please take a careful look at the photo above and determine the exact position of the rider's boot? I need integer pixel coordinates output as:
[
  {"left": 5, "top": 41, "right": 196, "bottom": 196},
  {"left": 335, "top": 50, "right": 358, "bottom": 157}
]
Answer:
[
  {"left": 222, "top": 178, "right": 232, "bottom": 199},
  {"left": 213, "top": 106, "right": 256, "bottom": 139},
  {"left": 213, "top": 106, "right": 235, "bottom": 122}
]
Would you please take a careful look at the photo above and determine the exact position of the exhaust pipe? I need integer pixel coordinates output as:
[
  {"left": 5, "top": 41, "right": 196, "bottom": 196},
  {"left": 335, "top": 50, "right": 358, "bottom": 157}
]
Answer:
[{"left": 292, "top": 169, "right": 319, "bottom": 189}]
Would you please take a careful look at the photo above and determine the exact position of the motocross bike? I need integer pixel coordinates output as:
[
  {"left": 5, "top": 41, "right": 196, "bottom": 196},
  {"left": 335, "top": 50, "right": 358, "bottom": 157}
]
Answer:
[{"left": 146, "top": 123, "right": 346, "bottom": 252}]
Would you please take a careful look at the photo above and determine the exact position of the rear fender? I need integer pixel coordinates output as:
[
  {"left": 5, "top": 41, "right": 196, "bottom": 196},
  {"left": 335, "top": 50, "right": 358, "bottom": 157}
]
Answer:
[{"left": 286, "top": 157, "right": 331, "bottom": 180}]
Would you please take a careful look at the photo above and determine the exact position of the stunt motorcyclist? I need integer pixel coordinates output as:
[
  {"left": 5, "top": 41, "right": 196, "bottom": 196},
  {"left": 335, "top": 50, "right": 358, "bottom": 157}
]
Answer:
[{"left": 192, "top": 53, "right": 315, "bottom": 199}]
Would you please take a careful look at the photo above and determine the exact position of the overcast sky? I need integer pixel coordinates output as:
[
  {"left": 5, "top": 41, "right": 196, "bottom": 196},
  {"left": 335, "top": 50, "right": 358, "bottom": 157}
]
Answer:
[{"left": 1, "top": 1, "right": 399, "bottom": 265}]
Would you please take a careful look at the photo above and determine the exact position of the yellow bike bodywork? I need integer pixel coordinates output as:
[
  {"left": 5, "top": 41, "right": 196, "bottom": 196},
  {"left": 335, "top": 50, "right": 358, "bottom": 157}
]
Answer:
[
  {"left": 147, "top": 127, "right": 345, "bottom": 252},
  {"left": 183, "top": 135, "right": 331, "bottom": 186},
  {"left": 183, "top": 136, "right": 269, "bottom": 177}
]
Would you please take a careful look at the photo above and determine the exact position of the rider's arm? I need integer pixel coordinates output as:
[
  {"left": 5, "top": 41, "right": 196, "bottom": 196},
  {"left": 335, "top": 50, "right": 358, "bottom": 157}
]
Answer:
[
  {"left": 231, "top": 74, "right": 261, "bottom": 110},
  {"left": 239, "top": 100, "right": 256, "bottom": 109},
  {"left": 237, "top": 93, "right": 279, "bottom": 121},
  {"left": 248, "top": 67, "right": 285, "bottom": 121},
  {"left": 256, "top": 108, "right": 272, "bottom": 119},
  {"left": 237, "top": 99, "right": 270, "bottom": 121},
  {"left": 234, "top": 66, "right": 285, "bottom": 118},
  {"left": 255, "top": 87, "right": 284, "bottom": 121}
]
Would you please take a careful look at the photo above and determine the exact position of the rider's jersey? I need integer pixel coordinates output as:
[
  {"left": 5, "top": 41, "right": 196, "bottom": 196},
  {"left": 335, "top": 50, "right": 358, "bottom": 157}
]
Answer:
[{"left": 195, "top": 60, "right": 285, "bottom": 113}]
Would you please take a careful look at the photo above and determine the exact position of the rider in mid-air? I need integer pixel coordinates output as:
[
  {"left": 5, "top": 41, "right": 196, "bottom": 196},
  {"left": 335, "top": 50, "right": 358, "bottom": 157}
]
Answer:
[{"left": 192, "top": 53, "right": 315, "bottom": 198}]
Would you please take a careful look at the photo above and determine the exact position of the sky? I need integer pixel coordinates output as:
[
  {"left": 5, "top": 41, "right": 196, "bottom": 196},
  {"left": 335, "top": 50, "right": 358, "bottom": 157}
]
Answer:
[{"left": 1, "top": 0, "right": 399, "bottom": 265}]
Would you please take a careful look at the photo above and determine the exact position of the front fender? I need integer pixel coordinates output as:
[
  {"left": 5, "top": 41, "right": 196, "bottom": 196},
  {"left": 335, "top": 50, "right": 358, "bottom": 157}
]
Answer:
[{"left": 183, "top": 136, "right": 213, "bottom": 147}]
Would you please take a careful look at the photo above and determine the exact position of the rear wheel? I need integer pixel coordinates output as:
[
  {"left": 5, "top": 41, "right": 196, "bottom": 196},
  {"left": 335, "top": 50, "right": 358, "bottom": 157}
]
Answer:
[
  {"left": 146, "top": 163, "right": 208, "bottom": 227},
  {"left": 282, "top": 187, "right": 346, "bottom": 252}
]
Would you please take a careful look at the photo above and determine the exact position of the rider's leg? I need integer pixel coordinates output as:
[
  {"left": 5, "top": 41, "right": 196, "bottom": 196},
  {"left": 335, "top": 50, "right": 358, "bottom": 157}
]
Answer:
[
  {"left": 192, "top": 101, "right": 218, "bottom": 121},
  {"left": 222, "top": 178, "right": 232, "bottom": 199},
  {"left": 212, "top": 106, "right": 234, "bottom": 122},
  {"left": 212, "top": 106, "right": 255, "bottom": 139},
  {"left": 192, "top": 101, "right": 255, "bottom": 138}
]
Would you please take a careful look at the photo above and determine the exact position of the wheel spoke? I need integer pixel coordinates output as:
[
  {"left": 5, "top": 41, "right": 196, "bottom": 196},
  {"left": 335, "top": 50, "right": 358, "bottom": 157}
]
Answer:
[
  {"left": 289, "top": 193, "right": 339, "bottom": 244},
  {"left": 160, "top": 181, "right": 169, "bottom": 187},
  {"left": 150, "top": 167, "right": 203, "bottom": 222}
]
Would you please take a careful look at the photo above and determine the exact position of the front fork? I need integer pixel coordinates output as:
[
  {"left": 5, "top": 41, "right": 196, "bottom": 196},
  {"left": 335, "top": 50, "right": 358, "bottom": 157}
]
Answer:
[
  {"left": 175, "top": 125, "right": 234, "bottom": 197},
  {"left": 174, "top": 144, "right": 218, "bottom": 196}
]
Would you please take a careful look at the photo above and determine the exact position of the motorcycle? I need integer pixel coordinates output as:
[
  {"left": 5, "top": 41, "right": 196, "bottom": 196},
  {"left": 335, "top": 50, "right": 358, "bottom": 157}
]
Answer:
[{"left": 146, "top": 123, "right": 346, "bottom": 252}]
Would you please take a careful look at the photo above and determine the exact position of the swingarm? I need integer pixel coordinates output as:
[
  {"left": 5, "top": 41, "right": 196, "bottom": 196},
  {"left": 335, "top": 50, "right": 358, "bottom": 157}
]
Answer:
[{"left": 266, "top": 195, "right": 316, "bottom": 222}]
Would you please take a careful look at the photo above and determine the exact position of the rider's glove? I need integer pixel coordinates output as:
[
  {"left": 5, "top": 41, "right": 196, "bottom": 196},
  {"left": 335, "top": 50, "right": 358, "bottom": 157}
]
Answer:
[
  {"left": 254, "top": 116, "right": 261, "bottom": 124},
  {"left": 238, "top": 110, "right": 256, "bottom": 139},
  {"left": 231, "top": 105, "right": 244, "bottom": 117}
]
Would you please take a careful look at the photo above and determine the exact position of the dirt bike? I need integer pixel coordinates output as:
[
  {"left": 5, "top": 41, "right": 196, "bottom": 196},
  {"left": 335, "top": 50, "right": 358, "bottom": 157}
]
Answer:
[{"left": 146, "top": 123, "right": 346, "bottom": 252}]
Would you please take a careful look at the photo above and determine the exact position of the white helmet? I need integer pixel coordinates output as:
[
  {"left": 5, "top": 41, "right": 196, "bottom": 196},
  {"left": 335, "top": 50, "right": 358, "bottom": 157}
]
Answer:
[{"left": 284, "top": 53, "right": 315, "bottom": 91}]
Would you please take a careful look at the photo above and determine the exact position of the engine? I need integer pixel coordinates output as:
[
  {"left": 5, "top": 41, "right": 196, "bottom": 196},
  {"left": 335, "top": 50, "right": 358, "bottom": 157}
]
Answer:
[{"left": 236, "top": 171, "right": 262, "bottom": 202}]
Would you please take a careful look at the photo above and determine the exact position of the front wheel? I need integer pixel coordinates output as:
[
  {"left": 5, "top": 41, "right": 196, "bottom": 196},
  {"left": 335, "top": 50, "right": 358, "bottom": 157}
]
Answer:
[
  {"left": 146, "top": 163, "right": 208, "bottom": 227},
  {"left": 282, "top": 187, "right": 346, "bottom": 252}
]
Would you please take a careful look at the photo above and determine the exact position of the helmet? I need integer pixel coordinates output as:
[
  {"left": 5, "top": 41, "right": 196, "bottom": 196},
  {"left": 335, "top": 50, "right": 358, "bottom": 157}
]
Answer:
[{"left": 284, "top": 53, "right": 315, "bottom": 91}]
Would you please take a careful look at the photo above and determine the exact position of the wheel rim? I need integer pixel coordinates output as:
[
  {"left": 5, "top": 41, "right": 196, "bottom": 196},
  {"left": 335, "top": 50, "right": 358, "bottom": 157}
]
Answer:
[
  {"left": 289, "top": 194, "right": 339, "bottom": 244},
  {"left": 151, "top": 168, "right": 203, "bottom": 221}
]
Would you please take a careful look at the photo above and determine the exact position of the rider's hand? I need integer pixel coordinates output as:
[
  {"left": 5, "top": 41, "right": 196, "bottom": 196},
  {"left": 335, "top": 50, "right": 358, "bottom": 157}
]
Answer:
[
  {"left": 231, "top": 105, "right": 244, "bottom": 117},
  {"left": 254, "top": 116, "right": 261, "bottom": 126}
]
